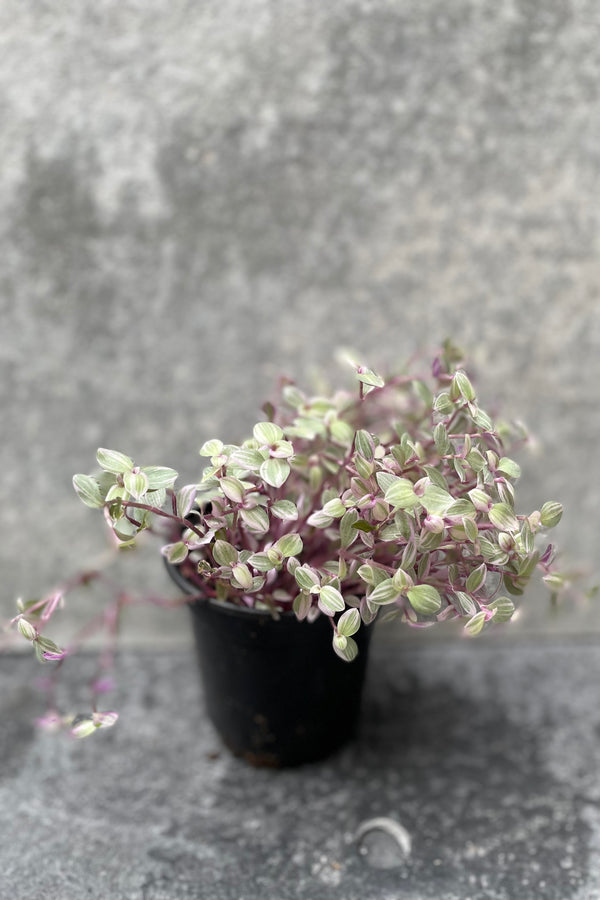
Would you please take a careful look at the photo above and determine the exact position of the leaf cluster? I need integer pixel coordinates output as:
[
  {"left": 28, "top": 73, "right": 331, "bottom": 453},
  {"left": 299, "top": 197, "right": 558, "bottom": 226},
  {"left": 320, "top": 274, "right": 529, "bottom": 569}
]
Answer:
[{"left": 68, "top": 344, "right": 565, "bottom": 663}]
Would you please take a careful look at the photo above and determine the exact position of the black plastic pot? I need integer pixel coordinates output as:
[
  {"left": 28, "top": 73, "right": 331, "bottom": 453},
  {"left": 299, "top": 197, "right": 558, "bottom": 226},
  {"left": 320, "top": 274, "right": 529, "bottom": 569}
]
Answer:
[{"left": 166, "top": 561, "right": 372, "bottom": 767}]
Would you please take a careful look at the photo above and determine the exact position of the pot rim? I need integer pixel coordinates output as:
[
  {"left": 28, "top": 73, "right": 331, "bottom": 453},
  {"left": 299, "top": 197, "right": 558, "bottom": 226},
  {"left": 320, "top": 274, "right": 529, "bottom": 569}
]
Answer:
[{"left": 164, "top": 557, "right": 300, "bottom": 620}]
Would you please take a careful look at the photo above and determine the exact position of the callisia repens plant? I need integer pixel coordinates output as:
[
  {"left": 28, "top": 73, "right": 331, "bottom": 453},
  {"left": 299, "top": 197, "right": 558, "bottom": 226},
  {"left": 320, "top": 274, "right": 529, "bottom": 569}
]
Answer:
[{"left": 8, "top": 342, "right": 566, "bottom": 736}]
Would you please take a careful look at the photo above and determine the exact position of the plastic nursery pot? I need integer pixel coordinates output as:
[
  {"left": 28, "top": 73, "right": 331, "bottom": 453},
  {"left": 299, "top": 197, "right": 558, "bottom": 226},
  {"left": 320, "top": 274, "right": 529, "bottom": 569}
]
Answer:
[{"left": 165, "top": 560, "right": 373, "bottom": 768}]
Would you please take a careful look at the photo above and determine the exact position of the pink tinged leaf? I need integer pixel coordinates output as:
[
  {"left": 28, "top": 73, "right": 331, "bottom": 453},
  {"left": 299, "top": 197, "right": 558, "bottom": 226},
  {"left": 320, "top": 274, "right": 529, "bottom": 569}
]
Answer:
[
  {"left": 71, "top": 711, "right": 119, "bottom": 739},
  {"left": 91, "top": 676, "right": 115, "bottom": 694},
  {"left": 71, "top": 718, "right": 98, "bottom": 739},
  {"left": 42, "top": 649, "right": 67, "bottom": 661},
  {"left": 540, "top": 543, "right": 556, "bottom": 566},
  {"left": 176, "top": 484, "right": 198, "bottom": 517},
  {"left": 161, "top": 542, "right": 189, "bottom": 565},
  {"left": 35, "top": 636, "right": 66, "bottom": 661},
  {"left": 92, "top": 711, "right": 119, "bottom": 729},
  {"left": 269, "top": 440, "right": 294, "bottom": 459},
  {"left": 35, "top": 712, "right": 64, "bottom": 732},
  {"left": 191, "top": 529, "right": 216, "bottom": 548},
  {"left": 270, "top": 500, "right": 298, "bottom": 521},
  {"left": 318, "top": 585, "right": 345, "bottom": 615},
  {"left": 292, "top": 592, "right": 312, "bottom": 620},
  {"left": 40, "top": 591, "right": 64, "bottom": 623},
  {"left": 437, "top": 605, "right": 458, "bottom": 622},
  {"left": 423, "top": 514, "right": 445, "bottom": 534},
  {"left": 219, "top": 476, "right": 246, "bottom": 504}
]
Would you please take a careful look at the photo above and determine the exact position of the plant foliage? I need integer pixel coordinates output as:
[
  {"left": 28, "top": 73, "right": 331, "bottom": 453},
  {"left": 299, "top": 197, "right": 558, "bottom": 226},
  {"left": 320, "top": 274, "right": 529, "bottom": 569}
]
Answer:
[{"left": 8, "top": 342, "right": 568, "bottom": 734}]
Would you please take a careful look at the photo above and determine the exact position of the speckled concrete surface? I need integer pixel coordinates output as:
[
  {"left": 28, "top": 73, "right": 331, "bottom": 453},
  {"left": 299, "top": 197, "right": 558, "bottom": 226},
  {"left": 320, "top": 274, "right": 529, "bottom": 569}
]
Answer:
[
  {"left": 1, "top": 1, "right": 600, "bottom": 636},
  {"left": 2, "top": 637, "right": 600, "bottom": 900}
]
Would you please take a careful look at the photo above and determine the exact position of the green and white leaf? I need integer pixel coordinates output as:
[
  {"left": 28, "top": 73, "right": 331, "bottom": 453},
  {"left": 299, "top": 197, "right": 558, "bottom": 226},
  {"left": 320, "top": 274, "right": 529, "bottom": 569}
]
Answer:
[
  {"left": 454, "top": 591, "right": 477, "bottom": 615},
  {"left": 392, "top": 567, "right": 414, "bottom": 591},
  {"left": 322, "top": 498, "right": 346, "bottom": 518},
  {"left": 468, "top": 488, "right": 491, "bottom": 512},
  {"left": 433, "top": 392, "right": 454, "bottom": 415},
  {"left": 294, "top": 565, "right": 321, "bottom": 592},
  {"left": 123, "top": 470, "right": 149, "bottom": 500},
  {"left": 433, "top": 422, "right": 450, "bottom": 456},
  {"left": 111, "top": 517, "right": 140, "bottom": 546},
  {"left": 318, "top": 585, "right": 346, "bottom": 615},
  {"left": 212, "top": 540, "right": 238, "bottom": 567},
  {"left": 282, "top": 384, "right": 305, "bottom": 409},
  {"left": 487, "top": 596, "right": 515, "bottom": 622},
  {"left": 141, "top": 466, "right": 179, "bottom": 489},
  {"left": 465, "top": 563, "right": 487, "bottom": 593},
  {"left": 259, "top": 458, "right": 290, "bottom": 488},
  {"left": 247, "top": 552, "right": 275, "bottom": 572},
  {"left": 488, "top": 503, "right": 519, "bottom": 532},
  {"left": 275, "top": 533, "right": 303, "bottom": 558},
  {"left": 497, "top": 457, "right": 521, "bottom": 480},
  {"left": 412, "top": 379, "right": 433, "bottom": 408},
  {"left": 199, "top": 439, "right": 224, "bottom": 457},
  {"left": 473, "top": 407, "right": 494, "bottom": 430},
  {"left": 376, "top": 471, "right": 400, "bottom": 494},
  {"left": 330, "top": 419, "right": 354, "bottom": 445},
  {"left": 17, "top": 618, "right": 37, "bottom": 641},
  {"left": 423, "top": 465, "right": 449, "bottom": 491},
  {"left": 368, "top": 579, "right": 400, "bottom": 605},
  {"left": 293, "top": 592, "right": 312, "bottom": 620},
  {"left": 229, "top": 448, "right": 266, "bottom": 470},
  {"left": 452, "top": 370, "right": 476, "bottom": 401},
  {"left": 540, "top": 501, "right": 563, "bottom": 528},
  {"left": 339, "top": 508, "right": 359, "bottom": 548},
  {"left": 176, "top": 484, "right": 198, "bottom": 518},
  {"left": 253, "top": 421, "right": 284, "bottom": 445},
  {"left": 463, "top": 517, "right": 479, "bottom": 544},
  {"left": 73, "top": 474, "right": 104, "bottom": 508},
  {"left": 354, "top": 430, "right": 375, "bottom": 460},
  {"left": 464, "top": 610, "right": 486, "bottom": 636},
  {"left": 407, "top": 584, "right": 442, "bottom": 615},
  {"left": 270, "top": 500, "right": 298, "bottom": 521},
  {"left": 270, "top": 439, "right": 295, "bottom": 459},
  {"left": 356, "top": 367, "right": 385, "bottom": 388},
  {"left": 384, "top": 478, "right": 419, "bottom": 510},
  {"left": 421, "top": 484, "right": 453, "bottom": 515},
  {"left": 162, "top": 541, "right": 188, "bottom": 564},
  {"left": 466, "top": 449, "right": 487, "bottom": 473},
  {"left": 332, "top": 634, "right": 359, "bottom": 662},
  {"left": 219, "top": 476, "right": 246, "bottom": 504},
  {"left": 306, "top": 509, "right": 334, "bottom": 528},
  {"left": 239, "top": 506, "right": 270, "bottom": 533},
  {"left": 337, "top": 607, "right": 361, "bottom": 636},
  {"left": 96, "top": 448, "right": 134, "bottom": 475},
  {"left": 355, "top": 455, "right": 375, "bottom": 479},
  {"left": 231, "top": 563, "right": 253, "bottom": 591}
]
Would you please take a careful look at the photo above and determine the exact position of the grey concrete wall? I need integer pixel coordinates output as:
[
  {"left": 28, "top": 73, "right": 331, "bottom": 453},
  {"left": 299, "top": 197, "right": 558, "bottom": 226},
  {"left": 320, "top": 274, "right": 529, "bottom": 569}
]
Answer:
[{"left": 2, "top": 1, "right": 600, "bottom": 642}]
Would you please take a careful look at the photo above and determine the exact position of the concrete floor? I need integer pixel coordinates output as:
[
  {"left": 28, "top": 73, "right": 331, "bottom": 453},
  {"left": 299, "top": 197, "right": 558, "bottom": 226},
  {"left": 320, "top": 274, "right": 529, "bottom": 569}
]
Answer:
[{"left": 2, "top": 635, "right": 600, "bottom": 900}]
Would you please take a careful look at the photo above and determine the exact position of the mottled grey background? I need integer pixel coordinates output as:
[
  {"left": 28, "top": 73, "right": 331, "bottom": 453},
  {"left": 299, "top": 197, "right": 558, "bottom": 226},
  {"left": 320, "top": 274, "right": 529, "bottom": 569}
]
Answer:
[{"left": 2, "top": 0, "right": 600, "bottom": 645}]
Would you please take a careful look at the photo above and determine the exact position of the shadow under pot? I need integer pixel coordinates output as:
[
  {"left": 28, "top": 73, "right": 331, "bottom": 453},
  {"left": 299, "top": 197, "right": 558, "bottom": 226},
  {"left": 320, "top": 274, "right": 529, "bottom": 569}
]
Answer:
[{"left": 165, "top": 560, "right": 373, "bottom": 768}]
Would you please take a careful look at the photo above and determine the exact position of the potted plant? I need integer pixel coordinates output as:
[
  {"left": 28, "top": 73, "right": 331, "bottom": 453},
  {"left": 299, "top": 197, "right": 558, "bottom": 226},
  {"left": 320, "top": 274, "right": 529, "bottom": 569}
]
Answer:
[{"left": 7, "top": 342, "right": 566, "bottom": 765}]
